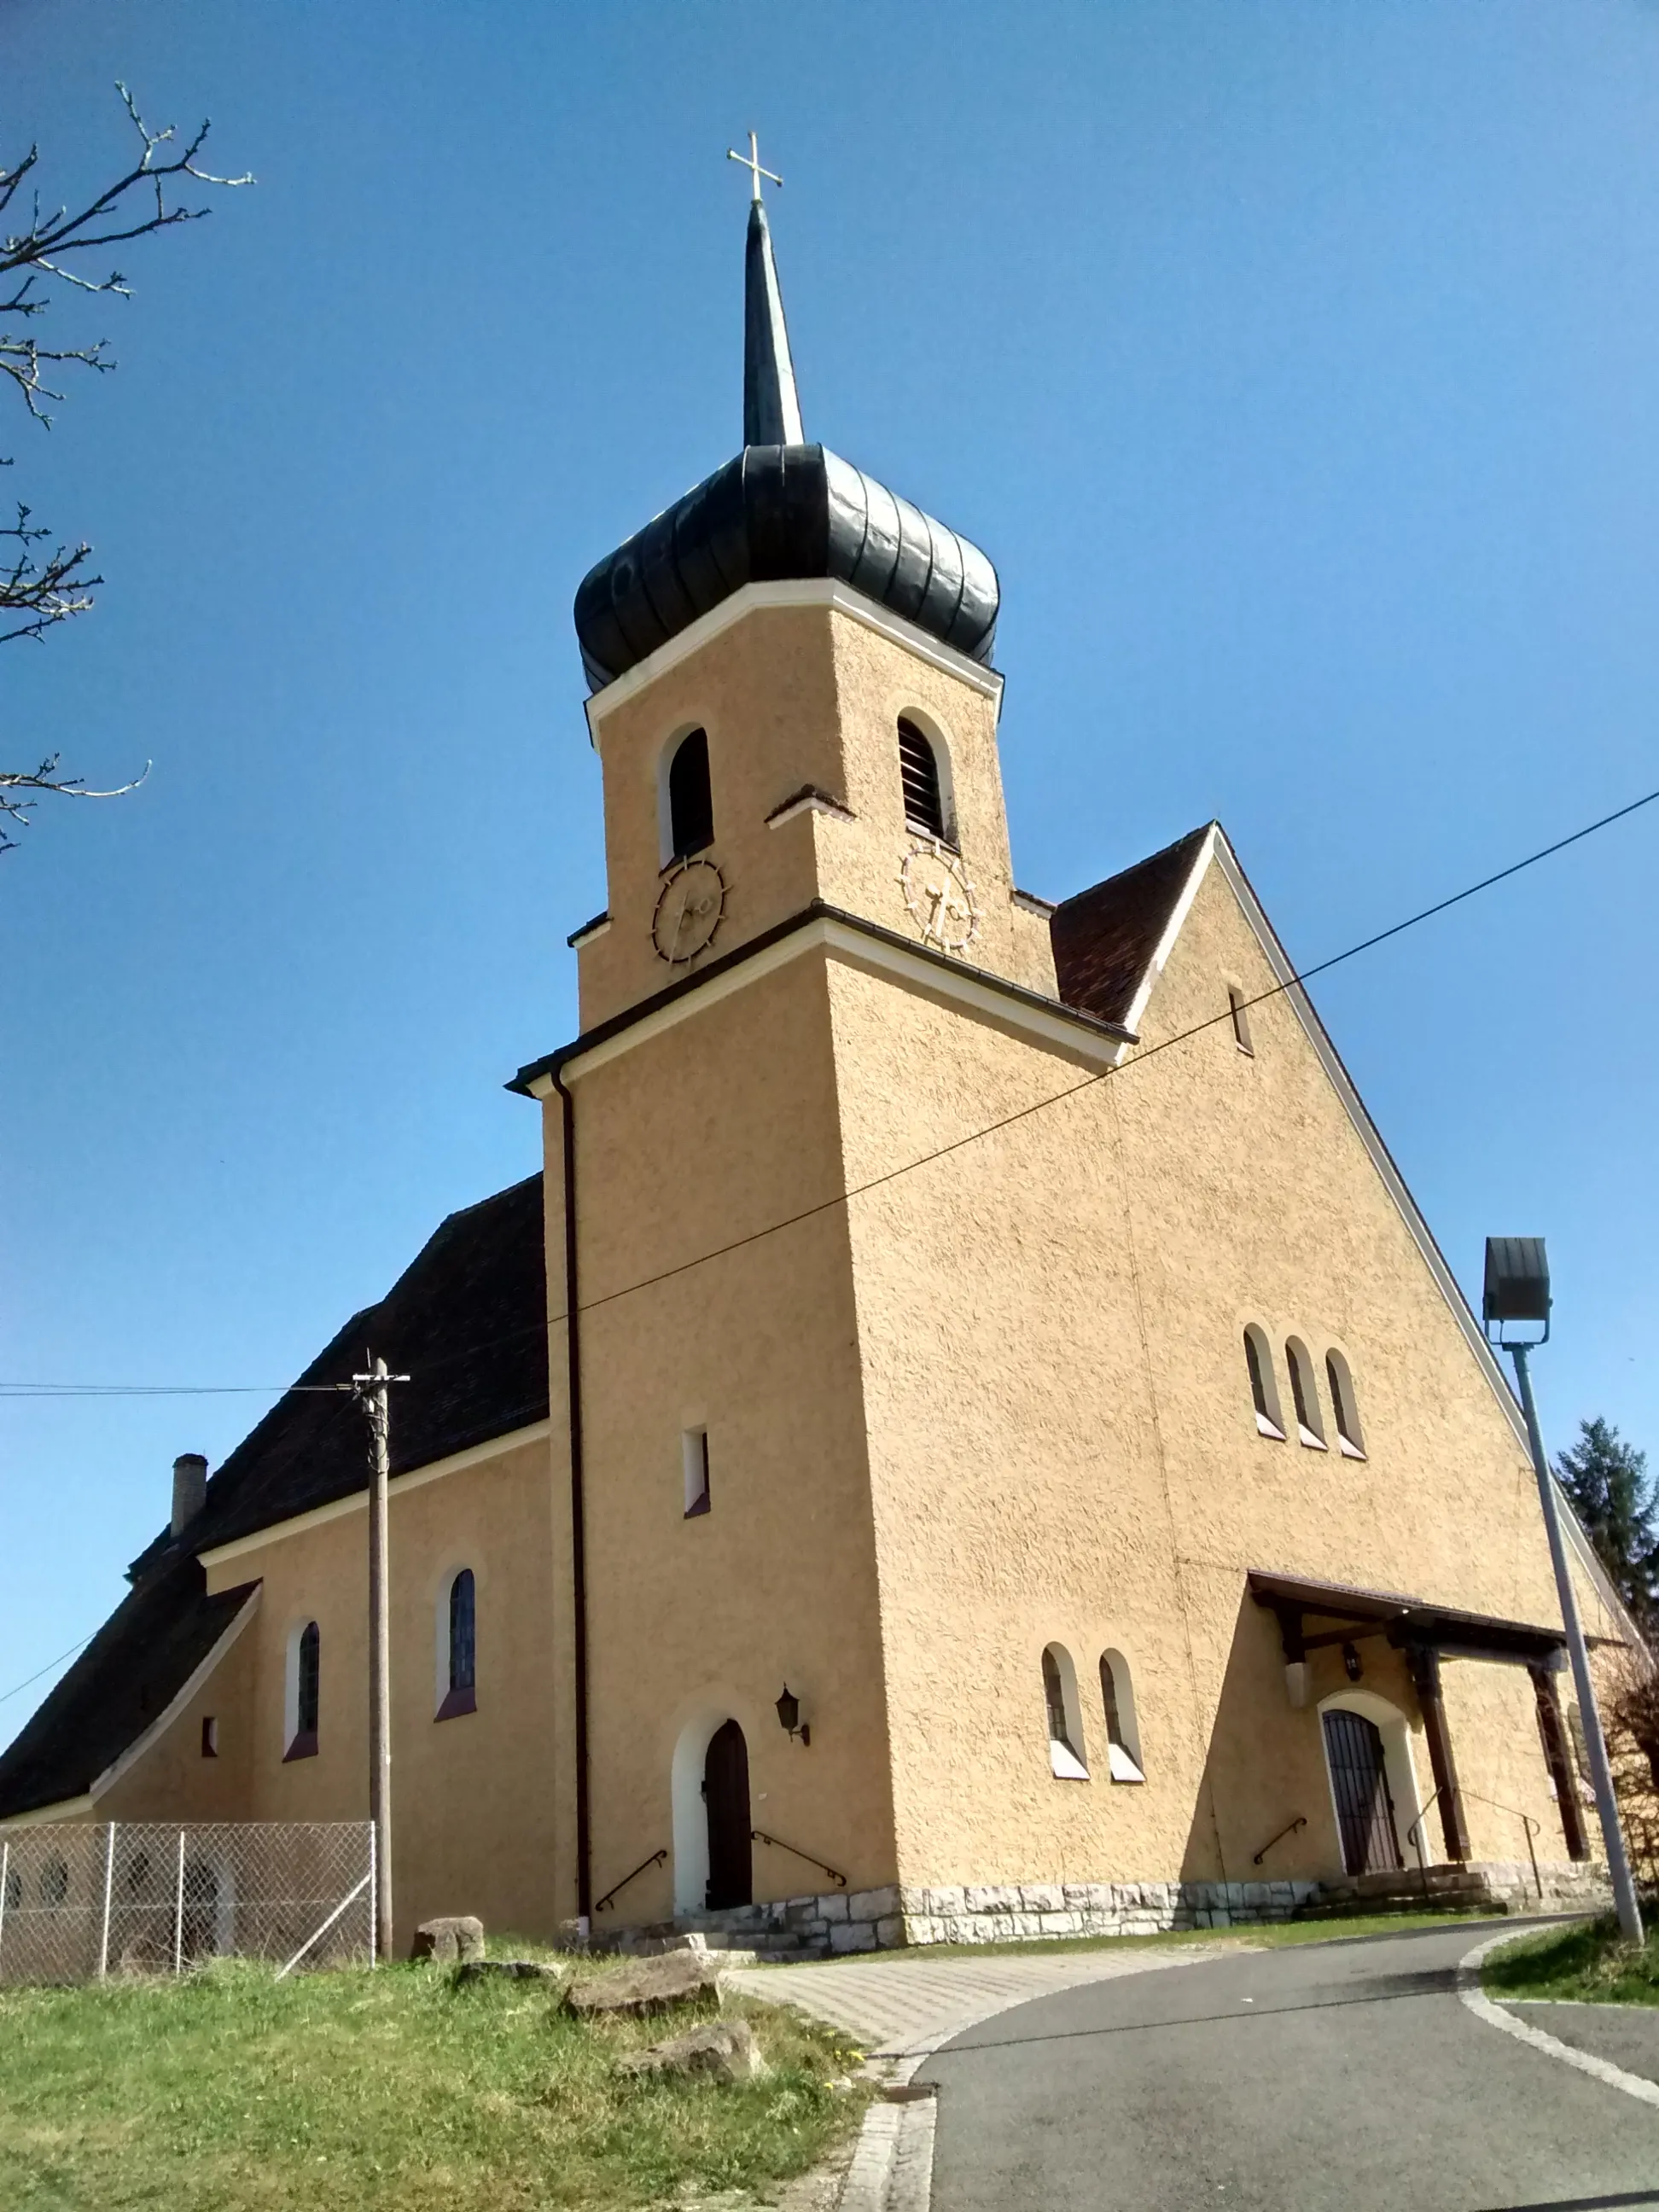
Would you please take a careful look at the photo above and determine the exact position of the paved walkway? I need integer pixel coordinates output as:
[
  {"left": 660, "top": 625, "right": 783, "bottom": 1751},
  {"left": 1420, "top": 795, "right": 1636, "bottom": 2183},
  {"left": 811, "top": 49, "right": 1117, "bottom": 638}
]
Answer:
[
  {"left": 916, "top": 1923, "right": 1659, "bottom": 2211},
  {"left": 728, "top": 1942, "right": 1226, "bottom": 2074}
]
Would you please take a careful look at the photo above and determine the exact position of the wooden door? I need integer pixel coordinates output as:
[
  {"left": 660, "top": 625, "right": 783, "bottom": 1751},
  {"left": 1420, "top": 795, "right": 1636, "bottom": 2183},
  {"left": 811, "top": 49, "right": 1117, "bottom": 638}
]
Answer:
[
  {"left": 703, "top": 1719, "right": 753, "bottom": 1910},
  {"left": 1323, "top": 1708, "right": 1401, "bottom": 1876}
]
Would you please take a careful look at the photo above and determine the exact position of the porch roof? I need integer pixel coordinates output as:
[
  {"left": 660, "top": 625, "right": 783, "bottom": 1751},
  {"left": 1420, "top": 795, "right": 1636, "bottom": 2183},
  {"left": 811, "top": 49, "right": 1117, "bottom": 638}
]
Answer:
[{"left": 1247, "top": 1569, "right": 1567, "bottom": 1668}]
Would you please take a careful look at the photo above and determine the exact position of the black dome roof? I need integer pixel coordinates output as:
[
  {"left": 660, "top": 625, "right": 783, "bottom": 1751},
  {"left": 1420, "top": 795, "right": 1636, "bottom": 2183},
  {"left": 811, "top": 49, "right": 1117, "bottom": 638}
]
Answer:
[
  {"left": 572, "top": 190, "right": 998, "bottom": 694},
  {"left": 573, "top": 442, "right": 998, "bottom": 693}
]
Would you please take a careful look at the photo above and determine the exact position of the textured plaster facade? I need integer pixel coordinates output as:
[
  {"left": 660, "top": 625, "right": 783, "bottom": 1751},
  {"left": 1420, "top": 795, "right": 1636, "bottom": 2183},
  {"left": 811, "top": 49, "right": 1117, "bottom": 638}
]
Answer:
[{"left": 20, "top": 591, "right": 1624, "bottom": 1950}]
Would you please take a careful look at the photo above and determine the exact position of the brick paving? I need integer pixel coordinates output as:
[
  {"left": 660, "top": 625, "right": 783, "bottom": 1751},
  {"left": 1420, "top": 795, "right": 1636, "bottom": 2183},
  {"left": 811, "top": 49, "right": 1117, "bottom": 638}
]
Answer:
[{"left": 729, "top": 1941, "right": 1225, "bottom": 2075}]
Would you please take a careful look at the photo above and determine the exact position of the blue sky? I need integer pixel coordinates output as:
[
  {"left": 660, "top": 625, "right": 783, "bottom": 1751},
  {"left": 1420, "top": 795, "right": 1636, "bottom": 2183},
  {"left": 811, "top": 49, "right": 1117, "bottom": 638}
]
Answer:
[{"left": 5, "top": 2, "right": 1659, "bottom": 1726}]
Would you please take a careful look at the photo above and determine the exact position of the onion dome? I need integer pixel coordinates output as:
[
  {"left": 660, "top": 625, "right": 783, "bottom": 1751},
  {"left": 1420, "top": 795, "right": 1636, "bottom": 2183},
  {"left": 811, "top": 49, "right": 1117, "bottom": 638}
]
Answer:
[{"left": 573, "top": 183, "right": 998, "bottom": 693}]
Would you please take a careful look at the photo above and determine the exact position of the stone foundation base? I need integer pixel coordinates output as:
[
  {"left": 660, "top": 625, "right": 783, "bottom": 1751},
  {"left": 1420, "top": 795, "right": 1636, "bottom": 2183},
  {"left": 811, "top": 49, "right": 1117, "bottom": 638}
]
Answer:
[
  {"left": 1472, "top": 1858, "right": 1612, "bottom": 1914},
  {"left": 630, "top": 1877, "right": 1323, "bottom": 1959}
]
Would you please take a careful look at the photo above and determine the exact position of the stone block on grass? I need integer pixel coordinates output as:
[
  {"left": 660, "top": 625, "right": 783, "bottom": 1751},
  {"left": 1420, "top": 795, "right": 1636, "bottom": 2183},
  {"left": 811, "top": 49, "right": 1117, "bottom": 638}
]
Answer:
[
  {"left": 412, "top": 1915, "right": 485, "bottom": 1965},
  {"left": 566, "top": 1948, "right": 729, "bottom": 2018},
  {"left": 617, "top": 2018, "right": 765, "bottom": 2086}
]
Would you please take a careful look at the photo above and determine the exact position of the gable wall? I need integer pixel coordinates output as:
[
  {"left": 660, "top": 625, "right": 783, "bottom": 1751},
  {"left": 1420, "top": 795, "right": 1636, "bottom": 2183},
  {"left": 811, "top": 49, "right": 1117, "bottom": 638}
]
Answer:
[{"left": 834, "top": 848, "right": 1617, "bottom": 1894}]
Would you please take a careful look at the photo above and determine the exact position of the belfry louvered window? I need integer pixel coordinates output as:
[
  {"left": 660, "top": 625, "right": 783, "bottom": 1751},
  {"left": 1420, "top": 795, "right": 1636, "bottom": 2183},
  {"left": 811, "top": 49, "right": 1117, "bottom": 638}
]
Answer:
[{"left": 897, "top": 718, "right": 947, "bottom": 841}]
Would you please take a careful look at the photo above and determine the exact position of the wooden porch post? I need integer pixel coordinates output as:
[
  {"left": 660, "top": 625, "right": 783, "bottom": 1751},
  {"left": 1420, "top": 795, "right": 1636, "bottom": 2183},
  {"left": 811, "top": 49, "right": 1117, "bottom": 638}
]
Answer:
[
  {"left": 1406, "top": 1646, "right": 1471, "bottom": 1863},
  {"left": 1529, "top": 1662, "right": 1589, "bottom": 1861}
]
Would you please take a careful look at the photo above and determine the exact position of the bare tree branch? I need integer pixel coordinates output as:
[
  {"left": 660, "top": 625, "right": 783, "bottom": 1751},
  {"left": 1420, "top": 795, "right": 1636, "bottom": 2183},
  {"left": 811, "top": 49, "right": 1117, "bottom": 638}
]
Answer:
[
  {"left": 0, "top": 504, "right": 99, "bottom": 643},
  {"left": 0, "top": 86, "right": 248, "bottom": 849},
  {"left": 0, "top": 753, "right": 150, "bottom": 853}
]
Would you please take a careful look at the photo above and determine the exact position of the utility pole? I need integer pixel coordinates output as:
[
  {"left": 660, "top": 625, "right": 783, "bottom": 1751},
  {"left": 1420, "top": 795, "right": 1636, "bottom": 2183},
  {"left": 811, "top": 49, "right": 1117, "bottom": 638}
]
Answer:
[
  {"left": 354, "top": 1353, "right": 407, "bottom": 1962},
  {"left": 1509, "top": 1341, "right": 1644, "bottom": 1944}
]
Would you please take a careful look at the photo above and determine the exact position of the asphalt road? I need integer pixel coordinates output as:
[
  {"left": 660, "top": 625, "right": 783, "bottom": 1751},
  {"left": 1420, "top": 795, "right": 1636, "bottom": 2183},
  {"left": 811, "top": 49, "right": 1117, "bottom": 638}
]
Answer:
[{"left": 919, "top": 1921, "right": 1659, "bottom": 2212}]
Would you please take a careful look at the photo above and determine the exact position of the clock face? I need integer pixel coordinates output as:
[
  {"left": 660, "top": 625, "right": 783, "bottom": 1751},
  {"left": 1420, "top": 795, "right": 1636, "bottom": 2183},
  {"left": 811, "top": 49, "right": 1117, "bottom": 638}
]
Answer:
[
  {"left": 652, "top": 857, "right": 727, "bottom": 964},
  {"left": 899, "top": 840, "right": 981, "bottom": 954}
]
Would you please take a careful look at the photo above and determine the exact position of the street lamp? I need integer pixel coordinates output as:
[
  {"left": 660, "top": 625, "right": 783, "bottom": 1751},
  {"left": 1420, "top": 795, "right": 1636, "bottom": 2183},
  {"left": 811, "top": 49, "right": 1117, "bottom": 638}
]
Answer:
[{"left": 1483, "top": 1237, "right": 1643, "bottom": 1942}]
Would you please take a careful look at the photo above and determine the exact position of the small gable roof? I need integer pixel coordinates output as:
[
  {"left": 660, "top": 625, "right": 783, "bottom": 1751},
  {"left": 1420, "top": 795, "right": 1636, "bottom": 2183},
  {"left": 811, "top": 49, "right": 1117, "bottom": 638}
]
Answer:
[
  {"left": 1049, "top": 824, "right": 1213, "bottom": 1030},
  {"left": 1, "top": 1174, "right": 548, "bottom": 1823},
  {"left": 0, "top": 1556, "right": 256, "bottom": 1820}
]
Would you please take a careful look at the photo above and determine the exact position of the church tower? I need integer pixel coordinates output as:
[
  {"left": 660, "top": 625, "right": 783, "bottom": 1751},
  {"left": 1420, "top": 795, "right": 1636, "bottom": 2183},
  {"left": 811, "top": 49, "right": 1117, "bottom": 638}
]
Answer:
[{"left": 564, "top": 159, "right": 1057, "bottom": 1033}]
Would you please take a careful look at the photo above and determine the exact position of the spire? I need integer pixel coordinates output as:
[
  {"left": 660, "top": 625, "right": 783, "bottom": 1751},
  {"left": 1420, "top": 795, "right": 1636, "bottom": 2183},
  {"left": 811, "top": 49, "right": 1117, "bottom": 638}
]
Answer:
[{"left": 727, "top": 132, "right": 804, "bottom": 448}]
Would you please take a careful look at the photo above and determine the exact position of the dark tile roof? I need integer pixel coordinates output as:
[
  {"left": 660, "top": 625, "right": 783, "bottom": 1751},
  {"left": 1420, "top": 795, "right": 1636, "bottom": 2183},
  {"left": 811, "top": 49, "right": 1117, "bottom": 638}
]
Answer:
[
  {"left": 1049, "top": 824, "right": 1214, "bottom": 1029},
  {"left": 137, "top": 1173, "right": 549, "bottom": 1567},
  {"left": 0, "top": 1174, "right": 548, "bottom": 1821},
  {"left": 0, "top": 1555, "right": 257, "bottom": 1819}
]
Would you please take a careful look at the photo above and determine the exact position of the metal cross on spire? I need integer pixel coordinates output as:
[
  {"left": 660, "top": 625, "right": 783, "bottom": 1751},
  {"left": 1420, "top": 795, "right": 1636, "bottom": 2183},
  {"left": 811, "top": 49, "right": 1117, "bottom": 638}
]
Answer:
[{"left": 726, "top": 130, "right": 782, "bottom": 203}]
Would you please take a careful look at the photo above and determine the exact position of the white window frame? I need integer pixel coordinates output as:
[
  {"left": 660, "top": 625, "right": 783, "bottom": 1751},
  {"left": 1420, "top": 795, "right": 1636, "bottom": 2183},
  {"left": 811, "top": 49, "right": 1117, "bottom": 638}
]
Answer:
[
  {"left": 1243, "top": 1324, "right": 1285, "bottom": 1441},
  {"left": 1098, "top": 1648, "right": 1145, "bottom": 1783},
  {"left": 1284, "top": 1337, "right": 1328, "bottom": 1450},
  {"left": 1042, "top": 1644, "right": 1090, "bottom": 1780}
]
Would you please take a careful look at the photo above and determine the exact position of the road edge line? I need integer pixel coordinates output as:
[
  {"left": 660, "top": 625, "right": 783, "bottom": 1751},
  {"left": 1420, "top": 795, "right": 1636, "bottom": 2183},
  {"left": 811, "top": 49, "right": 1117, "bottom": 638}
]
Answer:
[{"left": 1458, "top": 1932, "right": 1659, "bottom": 2109}]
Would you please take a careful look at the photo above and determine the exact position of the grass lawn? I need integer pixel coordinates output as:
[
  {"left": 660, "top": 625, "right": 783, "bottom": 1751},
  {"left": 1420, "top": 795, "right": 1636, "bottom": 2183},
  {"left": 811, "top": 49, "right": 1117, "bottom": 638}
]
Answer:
[
  {"left": 1482, "top": 1913, "right": 1659, "bottom": 2006},
  {"left": 0, "top": 1951, "right": 870, "bottom": 2211},
  {"left": 749, "top": 1906, "right": 1521, "bottom": 1968}
]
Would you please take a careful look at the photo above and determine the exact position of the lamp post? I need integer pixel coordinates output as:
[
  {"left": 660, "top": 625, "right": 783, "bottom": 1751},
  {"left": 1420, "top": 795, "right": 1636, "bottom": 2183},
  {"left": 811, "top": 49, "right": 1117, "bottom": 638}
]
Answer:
[{"left": 1484, "top": 1237, "right": 1643, "bottom": 1943}]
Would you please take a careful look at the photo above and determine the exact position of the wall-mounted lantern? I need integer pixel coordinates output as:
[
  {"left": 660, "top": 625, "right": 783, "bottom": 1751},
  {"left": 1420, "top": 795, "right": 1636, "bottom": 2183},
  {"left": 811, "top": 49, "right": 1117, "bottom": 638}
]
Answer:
[
  {"left": 1342, "top": 1642, "right": 1363, "bottom": 1683},
  {"left": 776, "top": 1685, "right": 810, "bottom": 1747}
]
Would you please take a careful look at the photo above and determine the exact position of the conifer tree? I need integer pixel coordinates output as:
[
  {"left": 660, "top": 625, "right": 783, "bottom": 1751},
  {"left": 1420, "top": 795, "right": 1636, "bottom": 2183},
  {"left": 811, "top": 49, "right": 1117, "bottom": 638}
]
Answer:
[{"left": 1555, "top": 1416, "right": 1658, "bottom": 1631}]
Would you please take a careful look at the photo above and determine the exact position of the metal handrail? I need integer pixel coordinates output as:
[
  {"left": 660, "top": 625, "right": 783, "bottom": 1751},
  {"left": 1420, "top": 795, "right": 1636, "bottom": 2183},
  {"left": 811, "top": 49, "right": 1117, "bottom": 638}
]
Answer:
[
  {"left": 593, "top": 1848, "right": 667, "bottom": 1914},
  {"left": 751, "top": 1830, "right": 847, "bottom": 1889},
  {"left": 1462, "top": 1790, "right": 1543, "bottom": 1901},
  {"left": 1406, "top": 1786, "right": 1543, "bottom": 1899},
  {"left": 1252, "top": 1814, "right": 1307, "bottom": 1866}
]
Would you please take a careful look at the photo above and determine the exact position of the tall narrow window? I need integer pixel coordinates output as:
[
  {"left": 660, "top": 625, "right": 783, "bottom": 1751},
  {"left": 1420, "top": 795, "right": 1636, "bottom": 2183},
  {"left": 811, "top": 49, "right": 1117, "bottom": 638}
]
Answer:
[
  {"left": 201, "top": 1715, "right": 218, "bottom": 1759},
  {"left": 683, "top": 1427, "right": 711, "bottom": 1518},
  {"left": 1041, "top": 1645, "right": 1089, "bottom": 1779},
  {"left": 1285, "top": 1340, "right": 1326, "bottom": 1450},
  {"left": 285, "top": 1621, "right": 319, "bottom": 1760},
  {"left": 1099, "top": 1651, "right": 1145, "bottom": 1782},
  {"left": 1228, "top": 987, "right": 1254, "bottom": 1055},
  {"left": 667, "top": 728, "right": 714, "bottom": 860},
  {"left": 1244, "top": 1325, "right": 1284, "bottom": 1440},
  {"left": 897, "top": 718, "right": 947, "bottom": 841},
  {"left": 438, "top": 1569, "right": 476, "bottom": 1720},
  {"left": 1325, "top": 1351, "right": 1365, "bottom": 1459}
]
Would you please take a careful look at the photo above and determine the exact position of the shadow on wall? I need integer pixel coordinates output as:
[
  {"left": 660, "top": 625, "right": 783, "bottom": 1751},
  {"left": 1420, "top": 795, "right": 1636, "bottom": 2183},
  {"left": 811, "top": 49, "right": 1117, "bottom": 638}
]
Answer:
[{"left": 1178, "top": 1584, "right": 1360, "bottom": 1890}]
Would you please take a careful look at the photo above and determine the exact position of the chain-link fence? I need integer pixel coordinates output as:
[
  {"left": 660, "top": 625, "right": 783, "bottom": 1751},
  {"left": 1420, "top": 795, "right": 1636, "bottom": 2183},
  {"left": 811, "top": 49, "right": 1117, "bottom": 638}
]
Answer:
[{"left": 0, "top": 1821, "right": 373, "bottom": 1985}]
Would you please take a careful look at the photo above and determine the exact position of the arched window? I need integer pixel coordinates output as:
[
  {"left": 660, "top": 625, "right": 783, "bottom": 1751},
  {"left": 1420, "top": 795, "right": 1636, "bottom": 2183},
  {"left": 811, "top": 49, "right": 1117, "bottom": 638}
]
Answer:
[
  {"left": 667, "top": 728, "right": 714, "bottom": 860},
  {"left": 897, "top": 717, "right": 948, "bottom": 842},
  {"left": 1041, "top": 1644, "right": 1089, "bottom": 1779},
  {"left": 1099, "top": 1651, "right": 1145, "bottom": 1782},
  {"left": 284, "top": 1621, "right": 319, "bottom": 1760},
  {"left": 1227, "top": 987, "right": 1254, "bottom": 1055},
  {"left": 1325, "top": 1350, "right": 1365, "bottom": 1458},
  {"left": 1284, "top": 1339, "right": 1327, "bottom": 1449},
  {"left": 1243, "top": 1325, "right": 1284, "bottom": 1440},
  {"left": 438, "top": 1569, "right": 477, "bottom": 1719}
]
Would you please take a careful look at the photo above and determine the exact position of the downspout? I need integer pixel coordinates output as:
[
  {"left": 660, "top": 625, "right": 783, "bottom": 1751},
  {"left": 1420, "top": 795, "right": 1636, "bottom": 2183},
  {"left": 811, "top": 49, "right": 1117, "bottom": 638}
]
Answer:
[{"left": 550, "top": 1065, "right": 591, "bottom": 1922}]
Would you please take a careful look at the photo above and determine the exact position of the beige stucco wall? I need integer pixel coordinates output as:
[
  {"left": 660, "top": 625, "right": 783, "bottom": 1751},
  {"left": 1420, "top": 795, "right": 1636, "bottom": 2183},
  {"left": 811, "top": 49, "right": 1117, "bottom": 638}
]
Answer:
[
  {"left": 544, "top": 946, "right": 899, "bottom": 1926},
  {"left": 114, "top": 1431, "right": 567, "bottom": 1938},
  {"left": 576, "top": 599, "right": 1054, "bottom": 1032}
]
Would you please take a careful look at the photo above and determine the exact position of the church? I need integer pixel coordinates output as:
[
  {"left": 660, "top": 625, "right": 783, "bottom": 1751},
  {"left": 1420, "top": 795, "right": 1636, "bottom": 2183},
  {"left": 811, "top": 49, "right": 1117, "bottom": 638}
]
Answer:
[{"left": 0, "top": 166, "right": 1627, "bottom": 1953}]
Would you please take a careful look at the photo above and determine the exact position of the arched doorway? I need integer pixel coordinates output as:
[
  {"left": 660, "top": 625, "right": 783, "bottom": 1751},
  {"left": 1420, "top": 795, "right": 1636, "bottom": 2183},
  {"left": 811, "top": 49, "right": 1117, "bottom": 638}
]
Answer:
[
  {"left": 703, "top": 1719, "right": 752, "bottom": 1910},
  {"left": 1322, "top": 1708, "right": 1402, "bottom": 1876}
]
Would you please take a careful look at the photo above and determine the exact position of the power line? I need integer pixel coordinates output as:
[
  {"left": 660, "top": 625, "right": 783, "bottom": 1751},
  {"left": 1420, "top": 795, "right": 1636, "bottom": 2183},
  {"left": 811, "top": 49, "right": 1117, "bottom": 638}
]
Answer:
[
  {"left": 0, "top": 1633, "right": 96, "bottom": 1707},
  {"left": 559, "top": 780, "right": 1659, "bottom": 1323},
  {"left": 0, "top": 1382, "right": 357, "bottom": 1400},
  {"left": 4, "top": 782, "right": 1656, "bottom": 1400}
]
